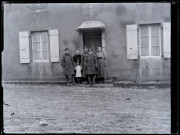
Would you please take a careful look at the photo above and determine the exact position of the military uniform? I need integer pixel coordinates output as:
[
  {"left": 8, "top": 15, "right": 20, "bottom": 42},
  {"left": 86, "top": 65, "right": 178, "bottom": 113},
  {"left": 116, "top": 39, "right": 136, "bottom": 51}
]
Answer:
[
  {"left": 86, "top": 54, "right": 98, "bottom": 75},
  {"left": 61, "top": 53, "right": 75, "bottom": 77},
  {"left": 86, "top": 53, "right": 98, "bottom": 86},
  {"left": 81, "top": 52, "right": 89, "bottom": 78}
]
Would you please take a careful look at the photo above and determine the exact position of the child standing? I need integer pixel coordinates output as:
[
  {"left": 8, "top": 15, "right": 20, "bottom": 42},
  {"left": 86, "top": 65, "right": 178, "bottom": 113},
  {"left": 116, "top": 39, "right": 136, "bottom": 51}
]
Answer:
[{"left": 74, "top": 62, "right": 83, "bottom": 84}]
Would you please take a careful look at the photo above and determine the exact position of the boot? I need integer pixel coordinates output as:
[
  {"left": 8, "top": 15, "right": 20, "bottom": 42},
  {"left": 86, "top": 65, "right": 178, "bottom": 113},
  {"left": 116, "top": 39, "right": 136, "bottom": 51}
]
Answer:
[
  {"left": 92, "top": 75, "right": 95, "bottom": 87},
  {"left": 72, "top": 75, "right": 76, "bottom": 85},
  {"left": 87, "top": 76, "right": 90, "bottom": 85}
]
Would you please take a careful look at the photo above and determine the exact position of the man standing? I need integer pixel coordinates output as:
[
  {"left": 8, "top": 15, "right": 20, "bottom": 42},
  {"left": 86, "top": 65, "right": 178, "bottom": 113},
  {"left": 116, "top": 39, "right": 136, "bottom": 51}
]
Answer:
[
  {"left": 61, "top": 48, "right": 76, "bottom": 85},
  {"left": 86, "top": 48, "right": 98, "bottom": 87},
  {"left": 81, "top": 46, "right": 89, "bottom": 84}
]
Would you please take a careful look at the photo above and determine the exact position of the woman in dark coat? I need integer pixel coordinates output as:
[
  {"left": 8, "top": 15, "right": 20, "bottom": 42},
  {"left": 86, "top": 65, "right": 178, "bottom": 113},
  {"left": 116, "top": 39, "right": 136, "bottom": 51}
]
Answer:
[
  {"left": 73, "top": 50, "right": 82, "bottom": 83},
  {"left": 81, "top": 46, "right": 89, "bottom": 84},
  {"left": 61, "top": 48, "right": 75, "bottom": 85},
  {"left": 86, "top": 48, "right": 98, "bottom": 87},
  {"left": 96, "top": 47, "right": 106, "bottom": 82},
  {"left": 73, "top": 50, "right": 82, "bottom": 65}
]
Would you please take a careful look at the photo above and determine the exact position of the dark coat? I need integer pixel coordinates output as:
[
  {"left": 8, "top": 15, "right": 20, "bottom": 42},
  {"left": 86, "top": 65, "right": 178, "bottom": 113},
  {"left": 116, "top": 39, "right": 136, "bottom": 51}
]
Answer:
[
  {"left": 81, "top": 52, "right": 89, "bottom": 78},
  {"left": 86, "top": 54, "right": 98, "bottom": 75},
  {"left": 96, "top": 51, "right": 106, "bottom": 78},
  {"left": 73, "top": 54, "right": 82, "bottom": 65},
  {"left": 61, "top": 53, "right": 75, "bottom": 77}
]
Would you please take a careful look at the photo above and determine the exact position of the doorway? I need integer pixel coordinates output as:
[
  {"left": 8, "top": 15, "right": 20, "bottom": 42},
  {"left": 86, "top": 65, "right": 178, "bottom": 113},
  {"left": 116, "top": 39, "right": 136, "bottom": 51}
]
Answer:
[{"left": 83, "top": 29, "right": 102, "bottom": 53}]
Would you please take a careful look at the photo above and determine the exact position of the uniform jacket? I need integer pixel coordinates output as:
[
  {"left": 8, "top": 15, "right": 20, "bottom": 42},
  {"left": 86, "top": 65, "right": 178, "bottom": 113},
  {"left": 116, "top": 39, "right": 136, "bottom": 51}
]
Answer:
[
  {"left": 86, "top": 54, "right": 98, "bottom": 75},
  {"left": 61, "top": 53, "right": 75, "bottom": 77},
  {"left": 81, "top": 52, "right": 89, "bottom": 77}
]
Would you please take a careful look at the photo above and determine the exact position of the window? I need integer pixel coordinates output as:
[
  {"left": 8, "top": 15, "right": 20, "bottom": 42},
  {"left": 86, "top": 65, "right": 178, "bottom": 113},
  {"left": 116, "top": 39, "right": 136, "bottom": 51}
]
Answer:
[
  {"left": 139, "top": 24, "right": 161, "bottom": 57},
  {"left": 31, "top": 31, "right": 49, "bottom": 62},
  {"left": 19, "top": 29, "right": 59, "bottom": 63},
  {"left": 126, "top": 22, "right": 170, "bottom": 60}
]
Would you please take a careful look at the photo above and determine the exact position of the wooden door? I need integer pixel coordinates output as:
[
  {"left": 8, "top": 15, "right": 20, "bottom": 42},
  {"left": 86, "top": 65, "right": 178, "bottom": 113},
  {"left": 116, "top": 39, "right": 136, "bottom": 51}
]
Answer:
[{"left": 83, "top": 29, "right": 102, "bottom": 53}]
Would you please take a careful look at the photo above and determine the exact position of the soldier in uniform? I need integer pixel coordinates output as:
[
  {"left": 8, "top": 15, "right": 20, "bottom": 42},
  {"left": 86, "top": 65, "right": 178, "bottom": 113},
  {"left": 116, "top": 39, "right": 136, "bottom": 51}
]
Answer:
[
  {"left": 81, "top": 46, "right": 89, "bottom": 84},
  {"left": 86, "top": 48, "right": 98, "bottom": 87},
  {"left": 61, "top": 48, "right": 76, "bottom": 85}
]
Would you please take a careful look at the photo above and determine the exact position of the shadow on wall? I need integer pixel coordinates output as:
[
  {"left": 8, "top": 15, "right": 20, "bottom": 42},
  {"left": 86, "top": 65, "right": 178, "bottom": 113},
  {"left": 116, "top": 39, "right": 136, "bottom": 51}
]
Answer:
[
  {"left": 115, "top": 4, "right": 126, "bottom": 16},
  {"left": 63, "top": 39, "right": 68, "bottom": 46},
  {"left": 72, "top": 39, "right": 80, "bottom": 51},
  {"left": 115, "top": 4, "right": 137, "bottom": 28},
  {"left": 119, "top": 21, "right": 136, "bottom": 28}
]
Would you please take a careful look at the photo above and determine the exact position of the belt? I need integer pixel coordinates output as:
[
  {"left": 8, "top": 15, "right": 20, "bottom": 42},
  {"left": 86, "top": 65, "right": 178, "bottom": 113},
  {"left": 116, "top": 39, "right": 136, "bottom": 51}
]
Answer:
[{"left": 97, "top": 57, "right": 103, "bottom": 59}]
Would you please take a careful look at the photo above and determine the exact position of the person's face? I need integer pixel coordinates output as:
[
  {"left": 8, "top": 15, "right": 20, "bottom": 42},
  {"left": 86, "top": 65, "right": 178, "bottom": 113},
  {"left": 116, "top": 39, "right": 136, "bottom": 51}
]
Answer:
[
  {"left": 77, "top": 63, "right": 79, "bottom": 66},
  {"left": 89, "top": 51, "right": 93, "bottom": 54},
  {"left": 76, "top": 50, "right": 80, "bottom": 55},
  {"left": 98, "top": 47, "right": 101, "bottom": 52},
  {"left": 84, "top": 48, "right": 88, "bottom": 52},
  {"left": 65, "top": 50, "right": 69, "bottom": 54}
]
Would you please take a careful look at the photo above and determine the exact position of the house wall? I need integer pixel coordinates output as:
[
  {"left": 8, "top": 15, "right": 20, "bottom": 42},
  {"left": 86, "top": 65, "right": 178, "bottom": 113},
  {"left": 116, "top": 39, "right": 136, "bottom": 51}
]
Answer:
[{"left": 2, "top": 3, "right": 171, "bottom": 81}]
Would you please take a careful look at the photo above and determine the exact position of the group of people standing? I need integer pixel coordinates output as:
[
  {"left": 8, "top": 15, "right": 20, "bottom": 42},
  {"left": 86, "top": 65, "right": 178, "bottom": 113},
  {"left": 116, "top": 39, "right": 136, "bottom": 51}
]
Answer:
[{"left": 61, "top": 46, "right": 106, "bottom": 87}]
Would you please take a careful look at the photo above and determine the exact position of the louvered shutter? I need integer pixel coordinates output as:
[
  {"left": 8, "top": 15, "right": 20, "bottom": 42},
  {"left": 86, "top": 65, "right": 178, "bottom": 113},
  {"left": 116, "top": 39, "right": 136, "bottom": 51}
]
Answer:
[
  {"left": 163, "top": 22, "right": 171, "bottom": 58},
  {"left": 49, "top": 29, "right": 59, "bottom": 62},
  {"left": 126, "top": 25, "right": 138, "bottom": 59},
  {"left": 19, "top": 31, "right": 30, "bottom": 63}
]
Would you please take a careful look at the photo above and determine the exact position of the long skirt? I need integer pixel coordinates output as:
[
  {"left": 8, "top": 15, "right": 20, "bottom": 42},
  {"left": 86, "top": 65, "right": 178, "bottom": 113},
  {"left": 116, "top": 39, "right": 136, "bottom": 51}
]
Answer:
[{"left": 97, "top": 59, "right": 105, "bottom": 78}]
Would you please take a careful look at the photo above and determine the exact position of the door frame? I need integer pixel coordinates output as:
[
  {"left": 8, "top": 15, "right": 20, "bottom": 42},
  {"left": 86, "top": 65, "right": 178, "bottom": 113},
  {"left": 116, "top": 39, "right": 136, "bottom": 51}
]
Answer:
[{"left": 79, "top": 29, "right": 106, "bottom": 55}]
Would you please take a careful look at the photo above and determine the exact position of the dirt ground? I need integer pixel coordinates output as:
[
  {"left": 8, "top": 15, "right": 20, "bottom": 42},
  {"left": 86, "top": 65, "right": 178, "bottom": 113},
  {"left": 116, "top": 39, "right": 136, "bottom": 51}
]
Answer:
[{"left": 3, "top": 83, "right": 170, "bottom": 134}]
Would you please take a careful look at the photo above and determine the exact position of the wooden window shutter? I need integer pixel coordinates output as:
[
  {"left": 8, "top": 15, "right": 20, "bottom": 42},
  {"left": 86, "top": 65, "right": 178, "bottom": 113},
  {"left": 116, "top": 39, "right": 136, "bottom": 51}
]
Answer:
[
  {"left": 126, "top": 24, "right": 138, "bottom": 59},
  {"left": 19, "top": 31, "right": 30, "bottom": 63},
  {"left": 49, "top": 29, "right": 59, "bottom": 62},
  {"left": 163, "top": 22, "right": 171, "bottom": 58}
]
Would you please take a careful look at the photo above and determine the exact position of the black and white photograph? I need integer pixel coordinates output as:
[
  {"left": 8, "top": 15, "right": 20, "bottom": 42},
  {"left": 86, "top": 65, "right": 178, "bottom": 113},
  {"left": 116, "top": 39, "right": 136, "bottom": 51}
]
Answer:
[{"left": 1, "top": 2, "right": 176, "bottom": 134}]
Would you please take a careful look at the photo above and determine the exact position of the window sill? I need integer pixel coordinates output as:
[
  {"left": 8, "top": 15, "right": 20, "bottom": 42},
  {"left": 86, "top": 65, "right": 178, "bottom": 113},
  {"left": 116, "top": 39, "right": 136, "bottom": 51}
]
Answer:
[
  {"left": 33, "top": 60, "right": 50, "bottom": 63},
  {"left": 140, "top": 56, "right": 162, "bottom": 59}
]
